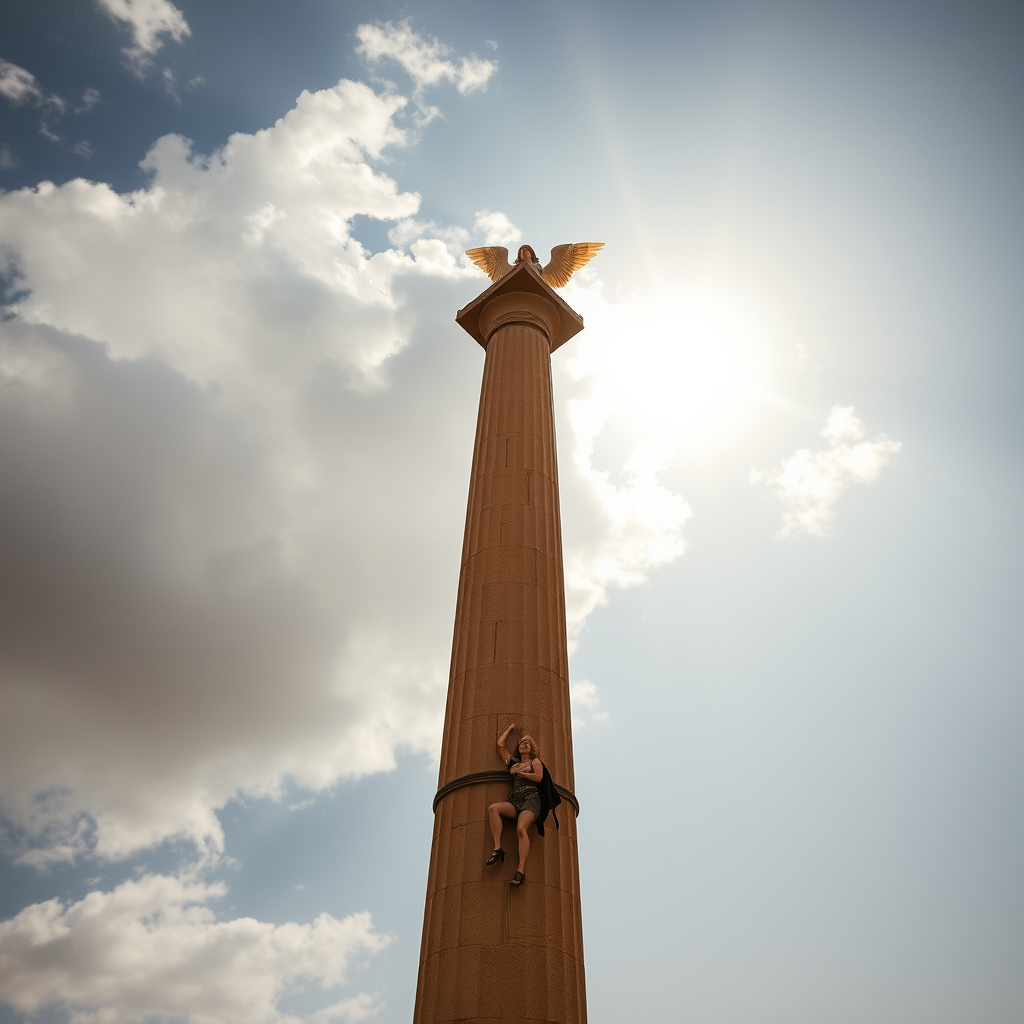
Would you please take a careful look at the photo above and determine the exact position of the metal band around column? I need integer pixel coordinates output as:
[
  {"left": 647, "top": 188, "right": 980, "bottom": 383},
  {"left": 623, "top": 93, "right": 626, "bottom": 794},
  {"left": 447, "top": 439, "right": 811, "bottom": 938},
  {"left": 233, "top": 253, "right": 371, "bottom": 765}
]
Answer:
[{"left": 432, "top": 770, "right": 580, "bottom": 816}]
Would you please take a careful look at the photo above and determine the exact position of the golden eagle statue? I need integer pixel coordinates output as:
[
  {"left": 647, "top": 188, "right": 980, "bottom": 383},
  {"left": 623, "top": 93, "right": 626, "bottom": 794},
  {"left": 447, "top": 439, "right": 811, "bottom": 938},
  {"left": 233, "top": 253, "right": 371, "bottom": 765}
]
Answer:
[{"left": 465, "top": 242, "right": 605, "bottom": 289}]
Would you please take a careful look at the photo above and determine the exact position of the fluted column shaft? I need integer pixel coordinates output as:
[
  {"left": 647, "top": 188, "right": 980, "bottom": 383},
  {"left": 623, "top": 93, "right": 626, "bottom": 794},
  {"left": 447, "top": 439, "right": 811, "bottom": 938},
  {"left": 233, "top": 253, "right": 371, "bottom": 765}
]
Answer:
[{"left": 413, "top": 290, "right": 586, "bottom": 1024}]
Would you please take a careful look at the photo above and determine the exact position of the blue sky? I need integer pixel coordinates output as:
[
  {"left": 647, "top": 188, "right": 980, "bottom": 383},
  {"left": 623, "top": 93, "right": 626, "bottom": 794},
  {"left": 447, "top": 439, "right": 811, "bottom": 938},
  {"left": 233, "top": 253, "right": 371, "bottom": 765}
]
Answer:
[{"left": 0, "top": 2, "right": 1021, "bottom": 1022}]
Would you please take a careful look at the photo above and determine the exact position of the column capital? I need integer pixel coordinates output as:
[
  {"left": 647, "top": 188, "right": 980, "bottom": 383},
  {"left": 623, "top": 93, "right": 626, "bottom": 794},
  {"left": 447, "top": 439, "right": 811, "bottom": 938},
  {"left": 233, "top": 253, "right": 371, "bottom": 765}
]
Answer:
[{"left": 456, "top": 261, "right": 585, "bottom": 353}]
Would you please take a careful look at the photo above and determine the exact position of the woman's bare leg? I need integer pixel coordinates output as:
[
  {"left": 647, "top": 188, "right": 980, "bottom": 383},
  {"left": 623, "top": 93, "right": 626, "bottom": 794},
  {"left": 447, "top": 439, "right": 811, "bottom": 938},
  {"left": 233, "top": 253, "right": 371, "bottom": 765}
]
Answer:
[
  {"left": 488, "top": 801, "right": 517, "bottom": 851},
  {"left": 515, "top": 810, "right": 537, "bottom": 874}
]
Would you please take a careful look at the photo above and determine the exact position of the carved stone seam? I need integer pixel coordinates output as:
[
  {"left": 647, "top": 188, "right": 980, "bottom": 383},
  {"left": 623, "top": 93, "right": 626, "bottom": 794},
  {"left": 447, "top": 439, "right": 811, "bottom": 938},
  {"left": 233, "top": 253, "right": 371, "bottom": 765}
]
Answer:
[{"left": 484, "top": 318, "right": 551, "bottom": 346}]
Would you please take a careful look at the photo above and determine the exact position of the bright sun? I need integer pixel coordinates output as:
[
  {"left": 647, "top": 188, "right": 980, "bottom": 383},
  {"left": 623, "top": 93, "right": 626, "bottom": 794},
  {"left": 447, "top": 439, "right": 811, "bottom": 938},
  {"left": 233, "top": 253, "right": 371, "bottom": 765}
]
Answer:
[{"left": 561, "top": 289, "right": 753, "bottom": 465}]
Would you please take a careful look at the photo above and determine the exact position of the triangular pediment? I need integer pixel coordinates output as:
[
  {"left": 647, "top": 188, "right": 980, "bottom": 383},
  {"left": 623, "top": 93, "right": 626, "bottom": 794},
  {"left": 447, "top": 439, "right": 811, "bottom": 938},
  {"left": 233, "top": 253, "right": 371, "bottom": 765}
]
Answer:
[{"left": 455, "top": 262, "right": 584, "bottom": 352}]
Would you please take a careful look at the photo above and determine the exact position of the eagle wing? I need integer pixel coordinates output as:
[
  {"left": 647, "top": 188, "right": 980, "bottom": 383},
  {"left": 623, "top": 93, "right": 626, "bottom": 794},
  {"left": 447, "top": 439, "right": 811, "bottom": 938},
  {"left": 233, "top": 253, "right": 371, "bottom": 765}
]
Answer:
[
  {"left": 541, "top": 242, "right": 605, "bottom": 288},
  {"left": 465, "top": 246, "right": 513, "bottom": 282}
]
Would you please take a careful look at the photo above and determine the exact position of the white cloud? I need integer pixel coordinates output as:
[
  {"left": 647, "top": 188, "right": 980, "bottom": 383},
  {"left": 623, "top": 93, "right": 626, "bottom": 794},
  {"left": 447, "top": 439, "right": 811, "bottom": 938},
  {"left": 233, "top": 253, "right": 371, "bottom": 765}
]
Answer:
[
  {"left": 0, "top": 60, "right": 93, "bottom": 153},
  {"left": 387, "top": 216, "right": 469, "bottom": 252},
  {"left": 820, "top": 403, "right": 863, "bottom": 444},
  {"left": 95, "top": 0, "right": 191, "bottom": 73},
  {"left": 0, "top": 59, "right": 64, "bottom": 111},
  {"left": 751, "top": 405, "right": 902, "bottom": 537},
  {"left": 0, "top": 77, "right": 466, "bottom": 864},
  {"left": 473, "top": 209, "right": 520, "bottom": 247},
  {"left": 0, "top": 59, "right": 44, "bottom": 105},
  {"left": 78, "top": 87, "right": 103, "bottom": 113},
  {"left": 569, "top": 679, "right": 608, "bottom": 730},
  {"left": 1, "top": 79, "right": 421, "bottom": 390},
  {"left": 562, "top": 434, "right": 690, "bottom": 638},
  {"left": 163, "top": 66, "right": 180, "bottom": 102},
  {"left": 0, "top": 873, "right": 387, "bottom": 1024},
  {"left": 554, "top": 287, "right": 755, "bottom": 637},
  {"left": 355, "top": 20, "right": 497, "bottom": 117},
  {"left": 38, "top": 120, "right": 62, "bottom": 143}
]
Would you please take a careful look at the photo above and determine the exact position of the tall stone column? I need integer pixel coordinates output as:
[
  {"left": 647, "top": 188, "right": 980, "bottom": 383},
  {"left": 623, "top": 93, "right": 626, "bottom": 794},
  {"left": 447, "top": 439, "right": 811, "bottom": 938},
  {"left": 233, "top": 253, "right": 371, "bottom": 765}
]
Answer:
[{"left": 413, "top": 262, "right": 587, "bottom": 1024}]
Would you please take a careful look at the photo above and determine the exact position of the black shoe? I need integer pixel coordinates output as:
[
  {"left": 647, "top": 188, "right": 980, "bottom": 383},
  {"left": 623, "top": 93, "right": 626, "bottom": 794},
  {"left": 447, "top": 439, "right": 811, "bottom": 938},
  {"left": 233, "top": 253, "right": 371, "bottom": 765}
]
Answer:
[
  {"left": 485, "top": 848, "right": 505, "bottom": 866},
  {"left": 509, "top": 871, "right": 525, "bottom": 887}
]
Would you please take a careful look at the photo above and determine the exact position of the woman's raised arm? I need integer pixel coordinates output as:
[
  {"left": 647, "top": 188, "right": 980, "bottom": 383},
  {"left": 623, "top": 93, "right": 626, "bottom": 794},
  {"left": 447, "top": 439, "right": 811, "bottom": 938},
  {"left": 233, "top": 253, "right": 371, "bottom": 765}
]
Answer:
[{"left": 496, "top": 722, "right": 516, "bottom": 764}]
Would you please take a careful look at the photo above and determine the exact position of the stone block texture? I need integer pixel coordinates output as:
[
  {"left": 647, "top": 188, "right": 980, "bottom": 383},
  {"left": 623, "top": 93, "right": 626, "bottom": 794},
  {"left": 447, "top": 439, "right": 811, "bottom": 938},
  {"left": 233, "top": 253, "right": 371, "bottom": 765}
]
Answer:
[{"left": 413, "top": 281, "right": 586, "bottom": 1024}]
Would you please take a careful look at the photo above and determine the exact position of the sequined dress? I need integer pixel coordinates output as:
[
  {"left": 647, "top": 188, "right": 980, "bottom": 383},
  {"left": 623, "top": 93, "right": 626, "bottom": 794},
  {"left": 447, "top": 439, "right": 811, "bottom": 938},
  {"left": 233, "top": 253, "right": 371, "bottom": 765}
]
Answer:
[{"left": 506, "top": 756, "right": 542, "bottom": 816}]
